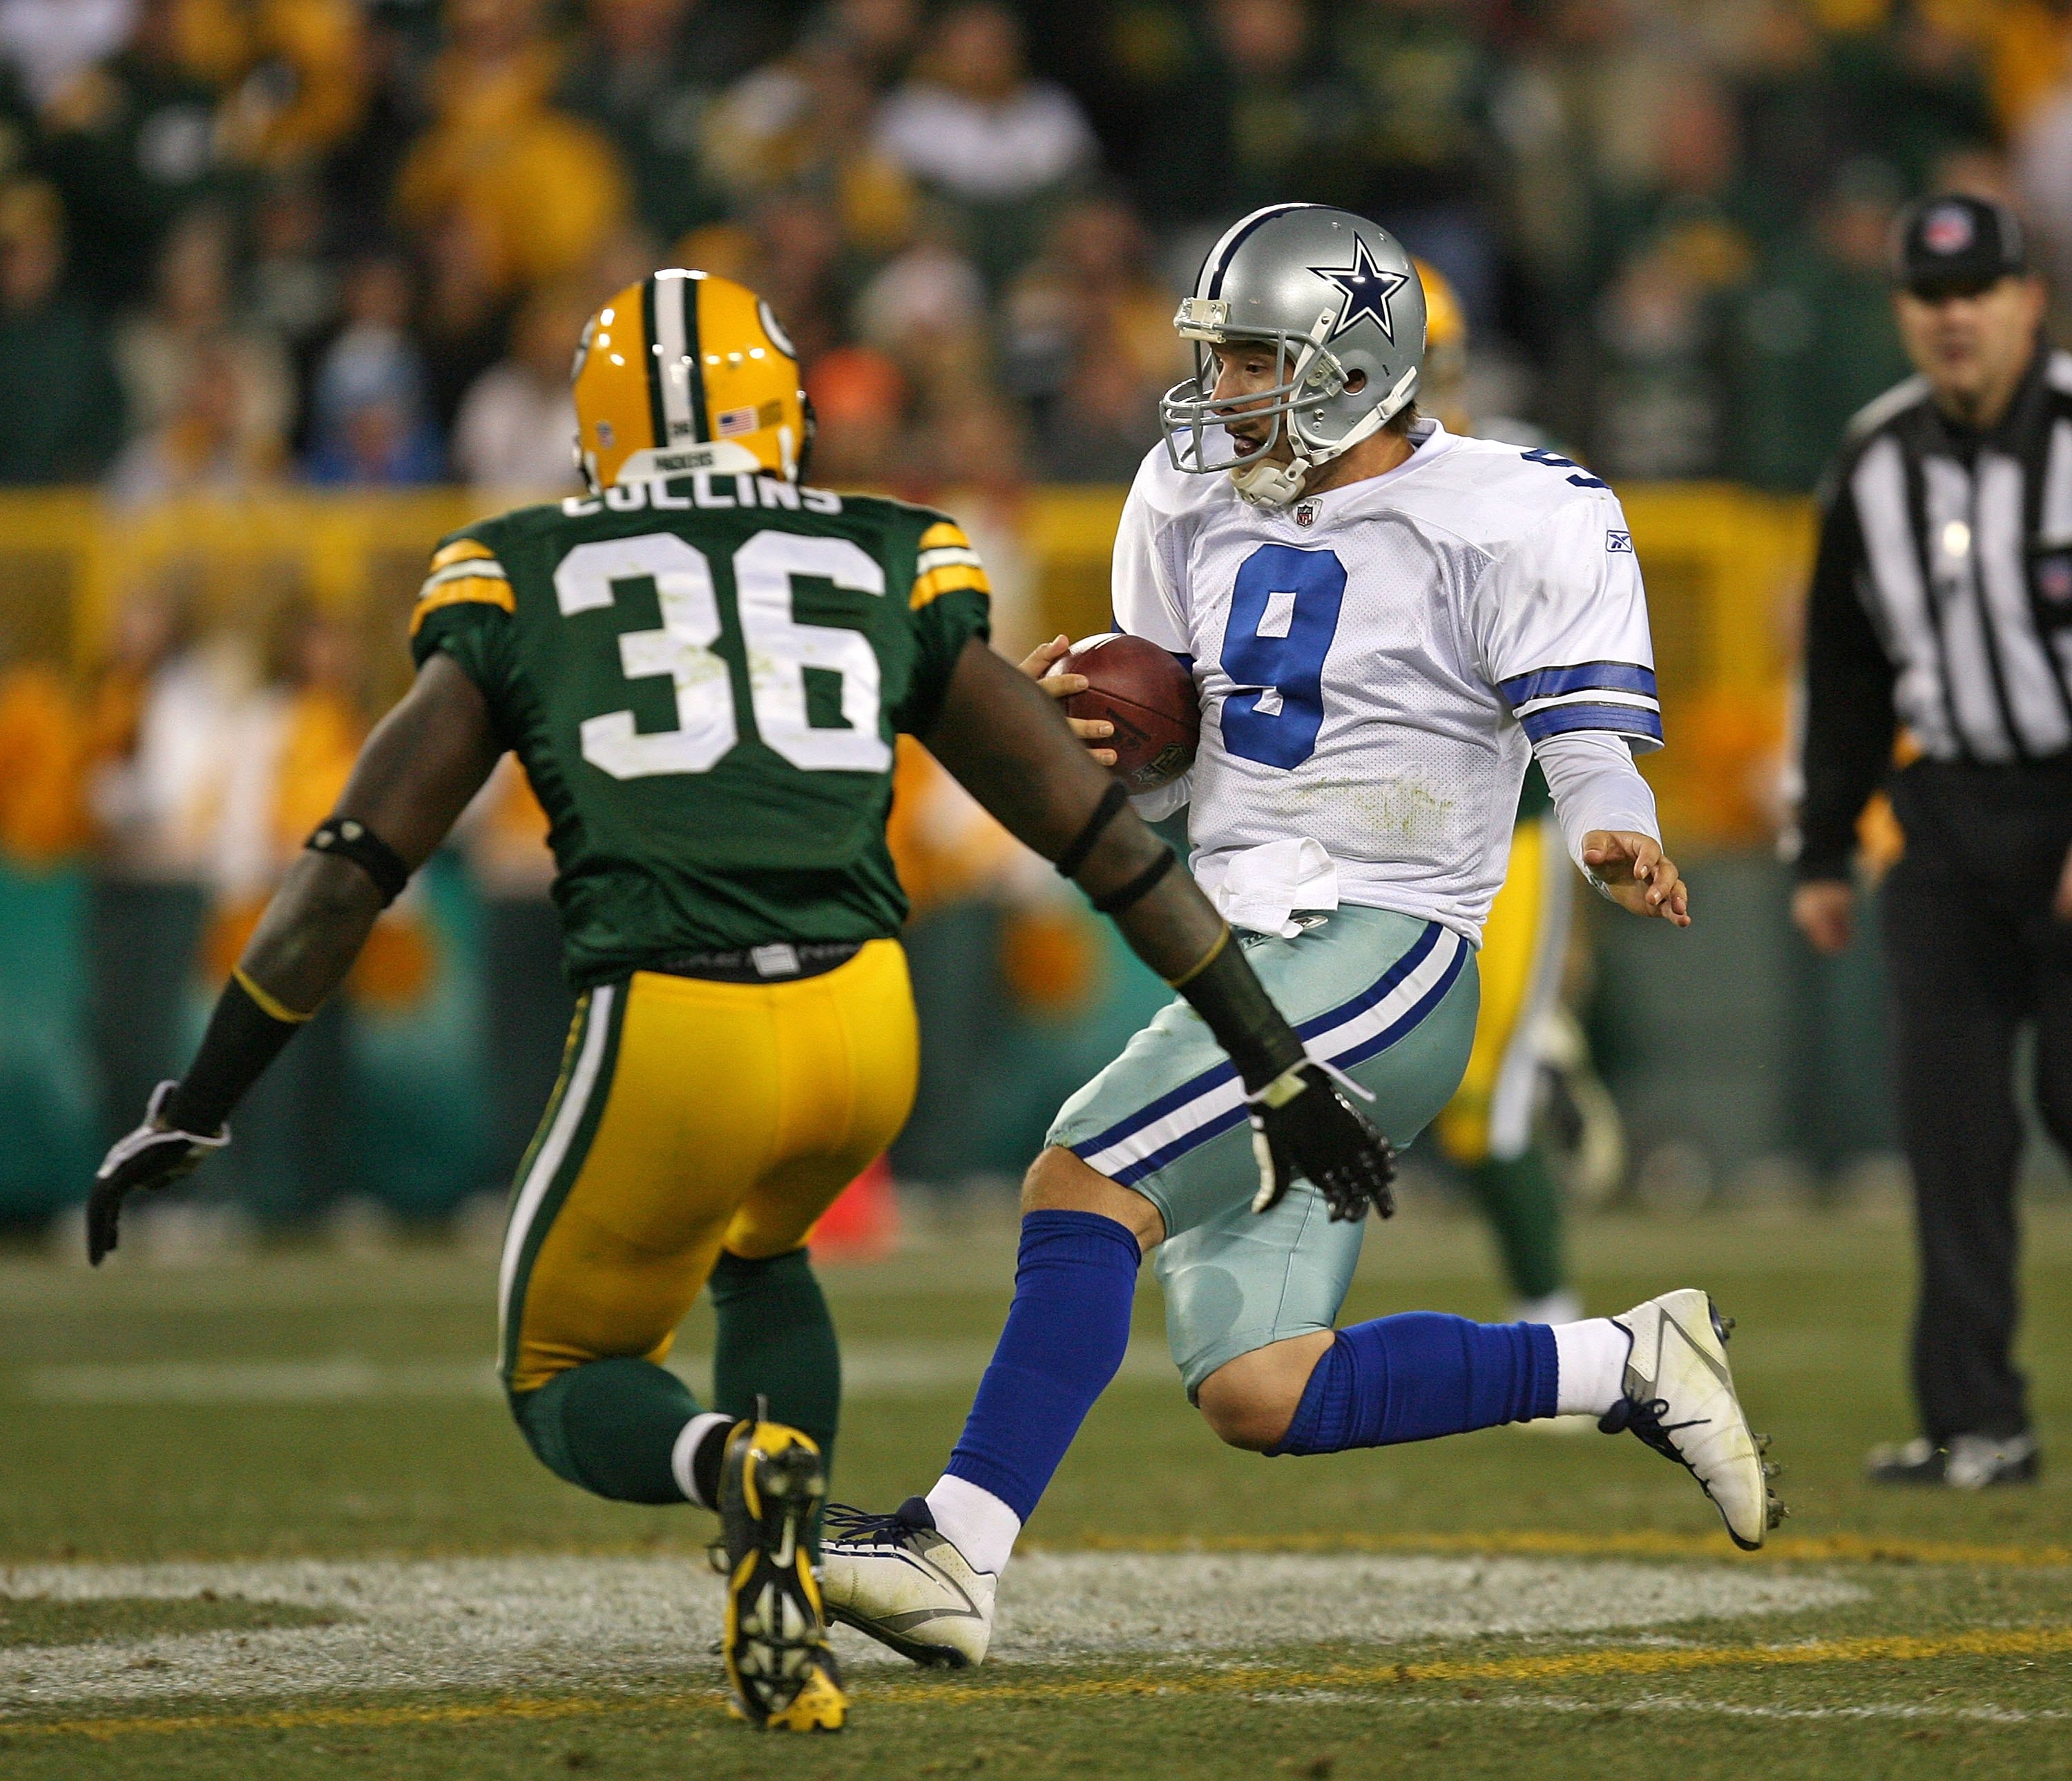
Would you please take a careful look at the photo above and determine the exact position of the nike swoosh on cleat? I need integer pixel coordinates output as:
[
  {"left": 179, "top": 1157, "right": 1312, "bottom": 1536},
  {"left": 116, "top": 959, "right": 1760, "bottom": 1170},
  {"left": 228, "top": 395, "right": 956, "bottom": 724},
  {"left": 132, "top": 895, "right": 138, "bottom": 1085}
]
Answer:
[
  {"left": 875, "top": 1606, "right": 985, "bottom": 1632},
  {"left": 1661, "top": 1310, "right": 1733, "bottom": 1389}
]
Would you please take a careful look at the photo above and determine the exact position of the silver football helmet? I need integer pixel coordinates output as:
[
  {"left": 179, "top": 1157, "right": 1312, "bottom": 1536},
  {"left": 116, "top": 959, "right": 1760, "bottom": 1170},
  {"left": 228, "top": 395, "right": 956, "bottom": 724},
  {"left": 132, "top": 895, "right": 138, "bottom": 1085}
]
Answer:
[{"left": 1160, "top": 204, "right": 1427, "bottom": 506}]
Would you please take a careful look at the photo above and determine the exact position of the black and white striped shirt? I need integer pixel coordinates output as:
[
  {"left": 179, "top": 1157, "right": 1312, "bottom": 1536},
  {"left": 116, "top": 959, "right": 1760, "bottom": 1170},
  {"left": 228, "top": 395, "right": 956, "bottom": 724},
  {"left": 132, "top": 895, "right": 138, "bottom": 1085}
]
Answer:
[{"left": 1797, "top": 346, "right": 2072, "bottom": 879}]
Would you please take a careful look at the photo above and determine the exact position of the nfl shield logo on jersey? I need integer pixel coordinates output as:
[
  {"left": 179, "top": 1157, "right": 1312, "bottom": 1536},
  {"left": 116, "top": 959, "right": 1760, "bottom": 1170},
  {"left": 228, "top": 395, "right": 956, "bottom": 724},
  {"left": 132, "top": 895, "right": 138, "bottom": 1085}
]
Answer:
[{"left": 1294, "top": 500, "right": 1319, "bottom": 528}]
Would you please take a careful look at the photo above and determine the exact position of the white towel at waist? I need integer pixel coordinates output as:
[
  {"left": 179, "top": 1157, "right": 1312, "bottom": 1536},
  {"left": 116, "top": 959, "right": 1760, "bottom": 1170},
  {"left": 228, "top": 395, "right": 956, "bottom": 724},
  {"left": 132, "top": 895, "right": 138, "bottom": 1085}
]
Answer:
[{"left": 1191, "top": 837, "right": 1341, "bottom": 939}]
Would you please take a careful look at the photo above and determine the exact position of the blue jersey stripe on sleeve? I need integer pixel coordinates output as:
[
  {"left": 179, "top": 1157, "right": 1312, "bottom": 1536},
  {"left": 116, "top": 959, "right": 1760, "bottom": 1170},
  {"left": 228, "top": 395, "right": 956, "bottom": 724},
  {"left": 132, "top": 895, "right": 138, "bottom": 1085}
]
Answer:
[
  {"left": 1519, "top": 703, "right": 1667, "bottom": 745},
  {"left": 1499, "top": 660, "right": 1658, "bottom": 708}
]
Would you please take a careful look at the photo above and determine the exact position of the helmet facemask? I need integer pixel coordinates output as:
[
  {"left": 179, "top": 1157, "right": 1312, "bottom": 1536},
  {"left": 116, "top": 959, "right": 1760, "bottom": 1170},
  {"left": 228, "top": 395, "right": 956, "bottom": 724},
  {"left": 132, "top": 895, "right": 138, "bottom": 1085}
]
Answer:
[{"left": 1160, "top": 298, "right": 1416, "bottom": 507}]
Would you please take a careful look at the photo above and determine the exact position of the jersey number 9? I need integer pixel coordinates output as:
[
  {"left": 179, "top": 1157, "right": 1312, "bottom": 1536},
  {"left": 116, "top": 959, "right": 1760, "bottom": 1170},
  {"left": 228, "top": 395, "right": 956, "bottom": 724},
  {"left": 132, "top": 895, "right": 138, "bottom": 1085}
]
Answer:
[
  {"left": 1218, "top": 544, "right": 1347, "bottom": 770},
  {"left": 555, "top": 531, "right": 894, "bottom": 780}
]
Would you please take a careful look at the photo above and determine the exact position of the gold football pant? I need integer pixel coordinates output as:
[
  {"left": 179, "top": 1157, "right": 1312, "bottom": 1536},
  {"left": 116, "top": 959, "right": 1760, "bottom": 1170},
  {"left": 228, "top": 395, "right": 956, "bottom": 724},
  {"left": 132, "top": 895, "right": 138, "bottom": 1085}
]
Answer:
[
  {"left": 1432, "top": 812, "right": 1573, "bottom": 1302},
  {"left": 498, "top": 943, "right": 917, "bottom": 1502}
]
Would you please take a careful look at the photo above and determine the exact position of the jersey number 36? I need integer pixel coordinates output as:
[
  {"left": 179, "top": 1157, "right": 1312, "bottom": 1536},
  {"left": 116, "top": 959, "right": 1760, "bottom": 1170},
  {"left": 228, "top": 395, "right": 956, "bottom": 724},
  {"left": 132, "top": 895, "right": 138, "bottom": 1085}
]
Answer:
[{"left": 555, "top": 531, "right": 892, "bottom": 779}]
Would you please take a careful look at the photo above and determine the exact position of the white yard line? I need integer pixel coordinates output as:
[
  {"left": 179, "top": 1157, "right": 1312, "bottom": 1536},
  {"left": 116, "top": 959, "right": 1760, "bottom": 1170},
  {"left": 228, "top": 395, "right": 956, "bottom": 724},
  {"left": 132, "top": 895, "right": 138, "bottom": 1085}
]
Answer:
[{"left": 0, "top": 1554, "right": 1860, "bottom": 1714}]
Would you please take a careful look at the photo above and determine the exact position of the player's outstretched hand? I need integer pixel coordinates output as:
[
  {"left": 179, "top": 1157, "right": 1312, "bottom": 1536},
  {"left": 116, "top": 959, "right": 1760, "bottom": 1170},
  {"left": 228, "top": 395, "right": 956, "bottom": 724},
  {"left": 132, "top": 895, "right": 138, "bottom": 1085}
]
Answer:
[
  {"left": 86, "top": 1082, "right": 229, "bottom": 1266},
  {"left": 1017, "top": 634, "right": 1117, "bottom": 768},
  {"left": 1247, "top": 1062, "right": 1397, "bottom": 1223},
  {"left": 1581, "top": 830, "right": 1691, "bottom": 926}
]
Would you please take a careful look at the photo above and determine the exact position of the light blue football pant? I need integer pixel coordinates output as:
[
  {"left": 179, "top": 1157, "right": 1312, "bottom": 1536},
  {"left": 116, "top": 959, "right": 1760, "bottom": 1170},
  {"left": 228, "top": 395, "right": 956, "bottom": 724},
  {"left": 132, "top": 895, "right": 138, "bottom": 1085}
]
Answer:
[{"left": 1047, "top": 907, "right": 1480, "bottom": 1396}]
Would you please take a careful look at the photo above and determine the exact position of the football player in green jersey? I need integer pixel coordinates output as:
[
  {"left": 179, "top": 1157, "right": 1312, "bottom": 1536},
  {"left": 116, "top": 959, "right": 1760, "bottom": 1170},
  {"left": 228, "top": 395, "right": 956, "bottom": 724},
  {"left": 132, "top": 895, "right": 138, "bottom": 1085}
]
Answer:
[{"left": 86, "top": 267, "right": 1396, "bottom": 1729}]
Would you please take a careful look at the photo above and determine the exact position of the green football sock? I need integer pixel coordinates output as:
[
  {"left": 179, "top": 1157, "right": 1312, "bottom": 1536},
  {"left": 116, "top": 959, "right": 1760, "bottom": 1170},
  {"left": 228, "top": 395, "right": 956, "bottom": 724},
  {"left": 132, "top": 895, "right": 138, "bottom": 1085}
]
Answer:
[
  {"left": 709, "top": 1247, "right": 842, "bottom": 1472},
  {"left": 509, "top": 1356, "right": 700, "bottom": 1505},
  {"left": 1464, "top": 1147, "right": 1568, "bottom": 1304}
]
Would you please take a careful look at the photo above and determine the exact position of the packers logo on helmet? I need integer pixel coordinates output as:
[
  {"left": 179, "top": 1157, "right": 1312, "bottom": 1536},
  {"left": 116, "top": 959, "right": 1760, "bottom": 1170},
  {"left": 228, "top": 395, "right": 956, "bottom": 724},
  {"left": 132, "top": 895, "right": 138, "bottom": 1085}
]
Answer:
[{"left": 572, "top": 269, "right": 807, "bottom": 491}]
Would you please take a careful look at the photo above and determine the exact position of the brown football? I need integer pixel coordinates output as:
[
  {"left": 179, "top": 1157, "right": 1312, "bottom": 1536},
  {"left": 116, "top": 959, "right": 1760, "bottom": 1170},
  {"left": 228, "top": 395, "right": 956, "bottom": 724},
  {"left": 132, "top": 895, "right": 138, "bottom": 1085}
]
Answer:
[{"left": 1062, "top": 633, "right": 1200, "bottom": 792}]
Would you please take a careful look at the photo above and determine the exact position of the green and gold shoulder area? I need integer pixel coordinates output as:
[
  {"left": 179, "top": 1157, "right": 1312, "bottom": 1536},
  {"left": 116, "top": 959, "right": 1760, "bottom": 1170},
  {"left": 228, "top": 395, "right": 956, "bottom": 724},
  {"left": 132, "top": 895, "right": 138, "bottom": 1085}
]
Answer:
[{"left": 408, "top": 517, "right": 520, "bottom": 656}]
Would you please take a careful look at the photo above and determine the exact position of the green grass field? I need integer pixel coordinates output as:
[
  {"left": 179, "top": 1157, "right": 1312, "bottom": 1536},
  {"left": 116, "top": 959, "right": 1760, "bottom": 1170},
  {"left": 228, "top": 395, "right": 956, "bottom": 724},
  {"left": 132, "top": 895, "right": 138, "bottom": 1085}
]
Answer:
[{"left": 3, "top": 1197, "right": 2070, "bottom": 1780}]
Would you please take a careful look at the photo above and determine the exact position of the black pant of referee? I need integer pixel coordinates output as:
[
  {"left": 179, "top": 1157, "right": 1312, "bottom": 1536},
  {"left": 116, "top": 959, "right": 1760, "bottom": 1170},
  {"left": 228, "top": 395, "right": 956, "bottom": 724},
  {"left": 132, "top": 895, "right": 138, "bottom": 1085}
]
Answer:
[
  {"left": 1883, "top": 761, "right": 2072, "bottom": 1448},
  {"left": 1793, "top": 193, "right": 2066, "bottom": 1487}
]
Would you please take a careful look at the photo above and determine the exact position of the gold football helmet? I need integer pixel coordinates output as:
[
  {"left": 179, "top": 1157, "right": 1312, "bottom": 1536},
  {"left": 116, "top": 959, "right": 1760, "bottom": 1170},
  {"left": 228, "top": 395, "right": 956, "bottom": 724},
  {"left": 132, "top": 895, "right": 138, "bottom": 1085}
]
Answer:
[
  {"left": 572, "top": 269, "right": 808, "bottom": 491},
  {"left": 1413, "top": 256, "right": 1468, "bottom": 435}
]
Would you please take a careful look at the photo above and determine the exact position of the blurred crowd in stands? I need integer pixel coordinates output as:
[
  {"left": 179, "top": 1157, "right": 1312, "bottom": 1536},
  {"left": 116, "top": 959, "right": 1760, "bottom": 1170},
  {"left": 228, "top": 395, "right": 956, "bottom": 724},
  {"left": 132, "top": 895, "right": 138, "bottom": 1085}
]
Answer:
[{"left": 0, "top": 0, "right": 2066, "bottom": 508}]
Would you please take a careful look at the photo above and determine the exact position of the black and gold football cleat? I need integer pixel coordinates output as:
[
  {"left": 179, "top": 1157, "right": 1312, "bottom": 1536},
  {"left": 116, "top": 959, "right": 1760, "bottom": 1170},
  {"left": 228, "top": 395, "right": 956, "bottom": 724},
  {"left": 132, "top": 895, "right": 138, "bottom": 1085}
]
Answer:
[{"left": 719, "top": 1409, "right": 846, "bottom": 1732}]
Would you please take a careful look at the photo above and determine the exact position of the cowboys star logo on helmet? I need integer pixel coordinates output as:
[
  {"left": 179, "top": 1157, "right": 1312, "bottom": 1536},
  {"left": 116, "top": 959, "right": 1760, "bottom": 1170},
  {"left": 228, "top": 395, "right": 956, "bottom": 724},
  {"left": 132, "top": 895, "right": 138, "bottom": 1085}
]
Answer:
[
  {"left": 1310, "top": 235, "right": 1410, "bottom": 343},
  {"left": 1159, "top": 204, "right": 1428, "bottom": 506}
]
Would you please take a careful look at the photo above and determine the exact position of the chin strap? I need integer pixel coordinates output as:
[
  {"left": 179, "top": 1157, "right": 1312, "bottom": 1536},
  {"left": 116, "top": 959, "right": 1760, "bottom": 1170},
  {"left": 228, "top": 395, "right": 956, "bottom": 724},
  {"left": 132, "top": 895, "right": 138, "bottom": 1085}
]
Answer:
[
  {"left": 1231, "top": 454, "right": 1314, "bottom": 507},
  {"left": 1231, "top": 363, "right": 1422, "bottom": 509}
]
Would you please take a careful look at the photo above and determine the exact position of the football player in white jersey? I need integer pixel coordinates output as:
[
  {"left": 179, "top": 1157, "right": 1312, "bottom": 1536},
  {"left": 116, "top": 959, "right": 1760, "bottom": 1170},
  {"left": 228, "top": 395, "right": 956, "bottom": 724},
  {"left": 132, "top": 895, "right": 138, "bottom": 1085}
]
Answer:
[{"left": 821, "top": 206, "right": 1779, "bottom": 1668}]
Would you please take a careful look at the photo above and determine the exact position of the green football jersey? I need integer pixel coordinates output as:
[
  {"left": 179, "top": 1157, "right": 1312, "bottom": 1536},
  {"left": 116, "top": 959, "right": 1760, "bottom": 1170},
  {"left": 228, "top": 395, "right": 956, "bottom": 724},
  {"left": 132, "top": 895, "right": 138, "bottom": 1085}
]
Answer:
[{"left": 409, "top": 475, "right": 990, "bottom": 989}]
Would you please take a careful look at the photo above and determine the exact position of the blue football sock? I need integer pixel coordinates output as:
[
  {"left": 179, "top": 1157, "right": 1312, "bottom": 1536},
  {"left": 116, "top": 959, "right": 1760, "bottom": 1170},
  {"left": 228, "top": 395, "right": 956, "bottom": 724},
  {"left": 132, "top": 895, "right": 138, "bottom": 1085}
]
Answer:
[
  {"left": 1269, "top": 1313, "right": 1557, "bottom": 1456},
  {"left": 943, "top": 1209, "right": 1141, "bottom": 1522}
]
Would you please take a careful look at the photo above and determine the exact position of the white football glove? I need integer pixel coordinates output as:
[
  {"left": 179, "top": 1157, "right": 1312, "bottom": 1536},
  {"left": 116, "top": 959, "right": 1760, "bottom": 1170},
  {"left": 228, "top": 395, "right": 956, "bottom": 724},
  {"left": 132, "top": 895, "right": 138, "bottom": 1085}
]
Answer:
[{"left": 87, "top": 1081, "right": 229, "bottom": 1265}]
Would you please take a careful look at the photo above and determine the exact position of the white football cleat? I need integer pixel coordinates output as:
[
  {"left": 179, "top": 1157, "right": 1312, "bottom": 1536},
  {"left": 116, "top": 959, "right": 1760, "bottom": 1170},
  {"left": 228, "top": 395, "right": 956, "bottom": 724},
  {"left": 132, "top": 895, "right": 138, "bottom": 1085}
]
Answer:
[
  {"left": 818, "top": 1498, "right": 997, "bottom": 1668},
  {"left": 1604, "top": 1288, "right": 1783, "bottom": 1550}
]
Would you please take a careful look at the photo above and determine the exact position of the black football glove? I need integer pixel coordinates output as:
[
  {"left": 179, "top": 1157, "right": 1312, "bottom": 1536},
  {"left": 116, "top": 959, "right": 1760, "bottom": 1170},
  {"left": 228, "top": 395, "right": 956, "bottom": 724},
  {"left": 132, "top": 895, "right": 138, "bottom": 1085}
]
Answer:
[
  {"left": 87, "top": 1081, "right": 229, "bottom": 1266},
  {"left": 1247, "top": 1060, "right": 1397, "bottom": 1223}
]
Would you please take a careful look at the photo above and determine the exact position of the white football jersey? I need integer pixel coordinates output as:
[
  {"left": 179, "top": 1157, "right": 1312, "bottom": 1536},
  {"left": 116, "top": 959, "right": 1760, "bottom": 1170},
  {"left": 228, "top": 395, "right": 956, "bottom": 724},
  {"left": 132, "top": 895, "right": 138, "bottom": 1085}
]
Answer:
[{"left": 1112, "top": 419, "right": 1661, "bottom": 942}]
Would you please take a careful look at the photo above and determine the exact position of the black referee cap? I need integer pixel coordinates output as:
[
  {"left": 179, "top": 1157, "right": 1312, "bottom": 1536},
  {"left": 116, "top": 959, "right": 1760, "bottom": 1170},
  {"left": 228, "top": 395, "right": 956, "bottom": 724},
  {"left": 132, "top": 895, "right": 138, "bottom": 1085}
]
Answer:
[{"left": 1893, "top": 194, "right": 2028, "bottom": 297}]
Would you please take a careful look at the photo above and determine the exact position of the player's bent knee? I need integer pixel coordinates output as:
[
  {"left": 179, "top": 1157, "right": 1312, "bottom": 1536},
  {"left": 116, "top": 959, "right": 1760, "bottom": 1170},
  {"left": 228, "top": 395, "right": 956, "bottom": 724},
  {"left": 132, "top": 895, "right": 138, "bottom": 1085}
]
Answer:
[
  {"left": 1196, "top": 1389, "right": 1294, "bottom": 1452},
  {"left": 508, "top": 1355, "right": 700, "bottom": 1504},
  {"left": 1195, "top": 1332, "right": 1335, "bottom": 1452},
  {"left": 1021, "top": 1145, "right": 1166, "bottom": 1248}
]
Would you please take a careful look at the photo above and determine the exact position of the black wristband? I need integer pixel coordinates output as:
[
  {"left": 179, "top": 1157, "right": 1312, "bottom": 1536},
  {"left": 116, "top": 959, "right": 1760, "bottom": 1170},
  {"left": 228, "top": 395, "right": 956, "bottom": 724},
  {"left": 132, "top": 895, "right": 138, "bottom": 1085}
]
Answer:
[
  {"left": 307, "top": 816, "right": 410, "bottom": 906},
  {"left": 162, "top": 975, "right": 307, "bottom": 1134},
  {"left": 1091, "top": 848, "right": 1176, "bottom": 915},
  {"left": 1168, "top": 930, "right": 1307, "bottom": 1093},
  {"left": 1053, "top": 781, "right": 1128, "bottom": 881}
]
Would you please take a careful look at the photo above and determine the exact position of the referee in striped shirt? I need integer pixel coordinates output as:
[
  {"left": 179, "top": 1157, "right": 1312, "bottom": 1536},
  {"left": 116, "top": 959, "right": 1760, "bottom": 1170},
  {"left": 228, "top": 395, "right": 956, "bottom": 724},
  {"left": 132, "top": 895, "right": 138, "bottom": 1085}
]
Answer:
[{"left": 1793, "top": 193, "right": 2066, "bottom": 1489}]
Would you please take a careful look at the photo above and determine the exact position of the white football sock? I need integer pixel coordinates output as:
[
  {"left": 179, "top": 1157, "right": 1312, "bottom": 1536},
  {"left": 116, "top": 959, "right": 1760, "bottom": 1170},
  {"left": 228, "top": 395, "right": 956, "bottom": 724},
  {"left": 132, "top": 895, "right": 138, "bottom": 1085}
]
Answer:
[
  {"left": 1551, "top": 1318, "right": 1633, "bottom": 1418},
  {"left": 670, "top": 1411, "right": 735, "bottom": 1508},
  {"left": 925, "top": 1474, "right": 1021, "bottom": 1577}
]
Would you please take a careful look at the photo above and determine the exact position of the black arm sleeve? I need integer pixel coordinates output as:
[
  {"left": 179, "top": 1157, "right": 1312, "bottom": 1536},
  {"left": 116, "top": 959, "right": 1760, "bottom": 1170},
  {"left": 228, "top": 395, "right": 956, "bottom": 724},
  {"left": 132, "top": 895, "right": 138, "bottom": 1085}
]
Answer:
[
  {"left": 162, "top": 977, "right": 305, "bottom": 1134},
  {"left": 1796, "top": 477, "right": 1898, "bottom": 883},
  {"left": 1164, "top": 930, "right": 1307, "bottom": 1090}
]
